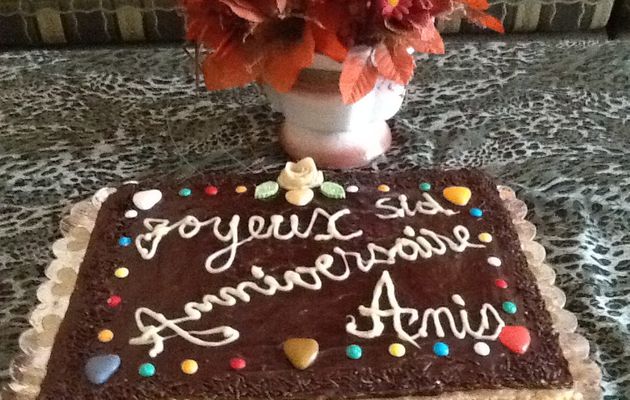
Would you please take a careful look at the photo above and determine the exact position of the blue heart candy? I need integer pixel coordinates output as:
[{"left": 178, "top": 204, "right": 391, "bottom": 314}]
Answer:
[{"left": 85, "top": 354, "right": 121, "bottom": 385}]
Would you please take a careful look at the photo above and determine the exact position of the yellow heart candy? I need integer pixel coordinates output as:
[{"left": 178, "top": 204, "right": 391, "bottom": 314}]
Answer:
[
  {"left": 443, "top": 186, "right": 472, "bottom": 206},
  {"left": 283, "top": 338, "right": 319, "bottom": 370}
]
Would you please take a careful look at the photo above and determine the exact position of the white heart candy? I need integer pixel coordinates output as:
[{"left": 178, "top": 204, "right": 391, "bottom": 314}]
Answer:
[{"left": 132, "top": 189, "right": 163, "bottom": 211}]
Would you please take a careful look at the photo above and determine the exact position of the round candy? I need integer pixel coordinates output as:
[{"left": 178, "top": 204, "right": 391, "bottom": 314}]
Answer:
[
  {"left": 495, "top": 279, "right": 508, "bottom": 289},
  {"left": 487, "top": 257, "right": 502, "bottom": 267},
  {"left": 114, "top": 267, "right": 129, "bottom": 279},
  {"left": 124, "top": 209, "right": 138, "bottom": 219},
  {"left": 205, "top": 185, "right": 218, "bottom": 196},
  {"left": 470, "top": 208, "right": 483, "bottom": 218},
  {"left": 107, "top": 295, "right": 122, "bottom": 308},
  {"left": 118, "top": 236, "right": 132, "bottom": 247},
  {"left": 139, "top": 362, "right": 156, "bottom": 377},
  {"left": 346, "top": 344, "right": 363, "bottom": 360},
  {"left": 433, "top": 342, "right": 449, "bottom": 357},
  {"left": 229, "top": 357, "right": 246, "bottom": 370},
  {"left": 419, "top": 182, "right": 431, "bottom": 192},
  {"left": 179, "top": 188, "right": 192, "bottom": 197},
  {"left": 346, "top": 185, "right": 359, "bottom": 193},
  {"left": 98, "top": 329, "right": 114, "bottom": 343},
  {"left": 378, "top": 184, "right": 390, "bottom": 193},
  {"left": 235, "top": 185, "right": 248, "bottom": 194},
  {"left": 474, "top": 342, "right": 490, "bottom": 356},
  {"left": 181, "top": 359, "right": 198, "bottom": 375},
  {"left": 388, "top": 343, "right": 405, "bottom": 357},
  {"left": 503, "top": 301, "right": 518, "bottom": 314},
  {"left": 478, "top": 232, "right": 493, "bottom": 243}
]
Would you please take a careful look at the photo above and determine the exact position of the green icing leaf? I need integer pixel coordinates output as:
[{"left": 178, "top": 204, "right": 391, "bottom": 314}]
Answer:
[
  {"left": 320, "top": 181, "right": 346, "bottom": 199},
  {"left": 255, "top": 181, "right": 279, "bottom": 200}
]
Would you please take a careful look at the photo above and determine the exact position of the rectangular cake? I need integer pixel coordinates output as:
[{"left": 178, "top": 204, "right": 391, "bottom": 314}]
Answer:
[{"left": 9, "top": 160, "right": 594, "bottom": 399}]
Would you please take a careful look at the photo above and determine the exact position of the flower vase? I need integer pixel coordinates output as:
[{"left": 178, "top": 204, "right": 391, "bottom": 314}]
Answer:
[{"left": 264, "top": 55, "right": 405, "bottom": 169}]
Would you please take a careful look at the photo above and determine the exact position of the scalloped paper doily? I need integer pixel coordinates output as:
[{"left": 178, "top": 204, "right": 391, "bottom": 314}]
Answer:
[{"left": 1, "top": 186, "right": 602, "bottom": 400}]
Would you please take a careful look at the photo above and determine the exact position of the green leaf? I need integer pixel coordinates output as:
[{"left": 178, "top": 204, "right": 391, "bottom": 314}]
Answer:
[
  {"left": 255, "top": 181, "right": 279, "bottom": 200},
  {"left": 320, "top": 181, "right": 346, "bottom": 199}
]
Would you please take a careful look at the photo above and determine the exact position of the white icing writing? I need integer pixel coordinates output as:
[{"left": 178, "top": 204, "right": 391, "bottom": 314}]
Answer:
[
  {"left": 129, "top": 224, "right": 485, "bottom": 357},
  {"left": 134, "top": 208, "right": 363, "bottom": 274},
  {"left": 346, "top": 271, "right": 505, "bottom": 347},
  {"left": 375, "top": 194, "right": 457, "bottom": 219},
  {"left": 333, "top": 225, "right": 484, "bottom": 272}
]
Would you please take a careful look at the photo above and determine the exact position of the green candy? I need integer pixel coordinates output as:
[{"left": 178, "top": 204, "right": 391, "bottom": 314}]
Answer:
[
  {"left": 502, "top": 301, "right": 517, "bottom": 314},
  {"left": 138, "top": 362, "right": 156, "bottom": 377},
  {"left": 320, "top": 181, "right": 346, "bottom": 199},
  {"left": 255, "top": 181, "right": 279, "bottom": 200},
  {"left": 346, "top": 344, "right": 363, "bottom": 360},
  {"left": 419, "top": 182, "right": 431, "bottom": 191}
]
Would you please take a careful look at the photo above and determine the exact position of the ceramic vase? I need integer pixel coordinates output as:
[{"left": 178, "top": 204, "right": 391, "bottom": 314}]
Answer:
[{"left": 264, "top": 54, "right": 405, "bottom": 169}]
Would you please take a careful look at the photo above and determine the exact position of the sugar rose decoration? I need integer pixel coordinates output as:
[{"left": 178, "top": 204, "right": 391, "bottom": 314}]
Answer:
[
  {"left": 277, "top": 158, "right": 324, "bottom": 206},
  {"left": 278, "top": 157, "right": 324, "bottom": 190},
  {"left": 255, "top": 157, "right": 346, "bottom": 204}
]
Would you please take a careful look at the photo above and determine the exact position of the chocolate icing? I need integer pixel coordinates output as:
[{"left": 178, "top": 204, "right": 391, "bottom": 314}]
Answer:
[{"left": 37, "top": 169, "right": 572, "bottom": 399}]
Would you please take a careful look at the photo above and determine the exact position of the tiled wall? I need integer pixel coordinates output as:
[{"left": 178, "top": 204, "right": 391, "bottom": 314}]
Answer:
[{"left": 0, "top": 0, "right": 619, "bottom": 47}]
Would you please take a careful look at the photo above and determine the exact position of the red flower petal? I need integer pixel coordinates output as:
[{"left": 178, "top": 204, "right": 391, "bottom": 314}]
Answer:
[
  {"left": 262, "top": 22, "right": 315, "bottom": 92},
  {"left": 339, "top": 46, "right": 379, "bottom": 104}
]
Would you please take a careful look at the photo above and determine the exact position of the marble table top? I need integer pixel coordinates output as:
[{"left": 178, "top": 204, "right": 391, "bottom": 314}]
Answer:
[{"left": 0, "top": 34, "right": 629, "bottom": 399}]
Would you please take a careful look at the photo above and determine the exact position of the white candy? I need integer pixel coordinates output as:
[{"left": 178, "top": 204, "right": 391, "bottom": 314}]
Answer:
[
  {"left": 487, "top": 257, "right": 502, "bottom": 267},
  {"left": 474, "top": 342, "right": 490, "bottom": 356},
  {"left": 125, "top": 210, "right": 138, "bottom": 218},
  {"left": 132, "top": 189, "right": 163, "bottom": 211}
]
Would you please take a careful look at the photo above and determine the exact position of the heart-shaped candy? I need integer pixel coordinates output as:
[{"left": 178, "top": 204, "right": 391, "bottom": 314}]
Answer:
[
  {"left": 285, "top": 188, "right": 314, "bottom": 207},
  {"left": 283, "top": 338, "right": 319, "bottom": 370},
  {"left": 85, "top": 354, "right": 121, "bottom": 385},
  {"left": 442, "top": 186, "right": 472, "bottom": 206},
  {"left": 132, "top": 189, "right": 163, "bottom": 211},
  {"left": 499, "top": 325, "right": 531, "bottom": 354}
]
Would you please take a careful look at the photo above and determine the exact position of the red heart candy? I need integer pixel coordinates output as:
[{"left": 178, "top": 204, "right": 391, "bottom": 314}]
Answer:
[{"left": 499, "top": 325, "right": 531, "bottom": 354}]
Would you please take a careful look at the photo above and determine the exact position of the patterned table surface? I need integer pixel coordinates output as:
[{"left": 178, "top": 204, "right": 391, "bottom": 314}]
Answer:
[{"left": 0, "top": 34, "right": 629, "bottom": 399}]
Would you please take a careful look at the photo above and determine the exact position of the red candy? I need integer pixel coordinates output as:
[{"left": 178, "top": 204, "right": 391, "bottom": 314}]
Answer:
[
  {"left": 205, "top": 185, "right": 218, "bottom": 196},
  {"left": 495, "top": 279, "right": 508, "bottom": 289},
  {"left": 107, "top": 295, "right": 122, "bottom": 308},
  {"left": 499, "top": 325, "right": 531, "bottom": 354},
  {"left": 229, "top": 357, "right": 246, "bottom": 370}
]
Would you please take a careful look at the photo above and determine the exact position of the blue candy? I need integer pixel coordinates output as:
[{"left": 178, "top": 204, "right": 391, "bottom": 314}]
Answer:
[
  {"left": 118, "top": 236, "right": 132, "bottom": 247},
  {"left": 470, "top": 208, "right": 483, "bottom": 218},
  {"left": 85, "top": 354, "right": 121, "bottom": 385},
  {"left": 433, "top": 342, "right": 450, "bottom": 357}
]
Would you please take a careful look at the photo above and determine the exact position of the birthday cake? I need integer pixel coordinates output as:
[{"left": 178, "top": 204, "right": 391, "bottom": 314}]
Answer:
[{"left": 9, "top": 159, "right": 595, "bottom": 399}]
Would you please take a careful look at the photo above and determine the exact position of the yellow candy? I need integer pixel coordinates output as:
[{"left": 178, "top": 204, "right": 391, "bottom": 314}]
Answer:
[
  {"left": 377, "top": 184, "right": 390, "bottom": 193},
  {"left": 181, "top": 359, "right": 198, "bottom": 375},
  {"left": 114, "top": 267, "right": 129, "bottom": 279},
  {"left": 478, "top": 232, "right": 493, "bottom": 243},
  {"left": 235, "top": 185, "right": 247, "bottom": 194},
  {"left": 388, "top": 343, "right": 406, "bottom": 357},
  {"left": 443, "top": 186, "right": 472, "bottom": 206},
  {"left": 98, "top": 329, "right": 114, "bottom": 343},
  {"left": 283, "top": 338, "right": 319, "bottom": 370}
]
